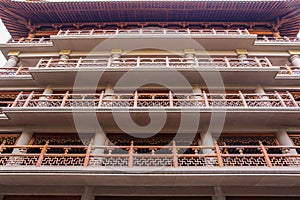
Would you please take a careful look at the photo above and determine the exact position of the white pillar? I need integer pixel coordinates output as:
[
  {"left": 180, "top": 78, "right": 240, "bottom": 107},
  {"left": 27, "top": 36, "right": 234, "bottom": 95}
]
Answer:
[
  {"left": 255, "top": 85, "right": 269, "bottom": 100},
  {"left": 13, "top": 130, "right": 33, "bottom": 153},
  {"left": 276, "top": 129, "right": 297, "bottom": 155},
  {"left": 200, "top": 130, "right": 215, "bottom": 154},
  {"left": 43, "top": 85, "right": 53, "bottom": 95},
  {"left": 104, "top": 86, "right": 114, "bottom": 100},
  {"left": 289, "top": 55, "right": 300, "bottom": 66},
  {"left": 93, "top": 130, "right": 107, "bottom": 155},
  {"left": 211, "top": 186, "right": 226, "bottom": 200},
  {"left": 58, "top": 54, "right": 69, "bottom": 64},
  {"left": 193, "top": 85, "right": 203, "bottom": 100},
  {"left": 81, "top": 186, "right": 95, "bottom": 200},
  {"left": 3, "top": 56, "right": 18, "bottom": 68}
]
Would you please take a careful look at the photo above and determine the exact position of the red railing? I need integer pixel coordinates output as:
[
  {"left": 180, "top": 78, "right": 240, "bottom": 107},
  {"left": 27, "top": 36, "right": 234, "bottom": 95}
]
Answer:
[
  {"left": 256, "top": 36, "right": 300, "bottom": 43},
  {"left": 277, "top": 65, "right": 300, "bottom": 76},
  {"left": 35, "top": 57, "right": 273, "bottom": 69},
  {"left": 8, "top": 37, "right": 52, "bottom": 44},
  {"left": 0, "top": 141, "right": 299, "bottom": 168},
  {"left": 7, "top": 91, "right": 299, "bottom": 108}
]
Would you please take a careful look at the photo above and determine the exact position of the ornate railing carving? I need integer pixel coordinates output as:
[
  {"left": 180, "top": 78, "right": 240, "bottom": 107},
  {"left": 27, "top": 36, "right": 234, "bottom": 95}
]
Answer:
[
  {"left": 0, "top": 67, "right": 30, "bottom": 76},
  {"left": 7, "top": 37, "right": 52, "bottom": 44},
  {"left": 7, "top": 91, "right": 299, "bottom": 109},
  {"left": 256, "top": 36, "right": 300, "bottom": 43},
  {"left": 57, "top": 28, "right": 251, "bottom": 36},
  {"left": 277, "top": 65, "right": 300, "bottom": 76},
  {"left": 35, "top": 57, "right": 273, "bottom": 69},
  {"left": 0, "top": 140, "right": 299, "bottom": 168}
]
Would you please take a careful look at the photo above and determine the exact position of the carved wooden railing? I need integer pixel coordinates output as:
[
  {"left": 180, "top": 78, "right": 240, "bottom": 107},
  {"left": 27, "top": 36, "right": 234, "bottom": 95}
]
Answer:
[
  {"left": 0, "top": 141, "right": 299, "bottom": 168},
  {"left": 35, "top": 57, "right": 273, "bottom": 69},
  {"left": 256, "top": 36, "right": 300, "bottom": 43},
  {"left": 8, "top": 37, "right": 52, "bottom": 44},
  {"left": 7, "top": 91, "right": 299, "bottom": 108},
  {"left": 57, "top": 28, "right": 251, "bottom": 36},
  {"left": 277, "top": 65, "right": 300, "bottom": 76},
  {"left": 0, "top": 67, "right": 30, "bottom": 76}
]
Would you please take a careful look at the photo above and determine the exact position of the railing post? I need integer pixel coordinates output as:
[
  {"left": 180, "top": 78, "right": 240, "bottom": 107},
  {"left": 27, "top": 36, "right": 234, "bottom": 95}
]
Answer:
[
  {"left": 259, "top": 141, "right": 272, "bottom": 168},
  {"left": 224, "top": 57, "right": 231, "bottom": 68},
  {"left": 0, "top": 140, "right": 6, "bottom": 153},
  {"left": 11, "top": 91, "right": 23, "bottom": 107},
  {"left": 134, "top": 91, "right": 138, "bottom": 107},
  {"left": 239, "top": 91, "right": 248, "bottom": 107},
  {"left": 60, "top": 91, "right": 70, "bottom": 107},
  {"left": 255, "top": 57, "right": 263, "bottom": 67},
  {"left": 203, "top": 91, "right": 209, "bottom": 107},
  {"left": 45, "top": 58, "right": 53, "bottom": 68},
  {"left": 36, "top": 140, "right": 49, "bottom": 167},
  {"left": 166, "top": 56, "right": 169, "bottom": 68},
  {"left": 214, "top": 142, "right": 224, "bottom": 167},
  {"left": 98, "top": 91, "right": 104, "bottom": 107},
  {"left": 128, "top": 141, "right": 134, "bottom": 167},
  {"left": 169, "top": 91, "right": 173, "bottom": 107},
  {"left": 265, "top": 57, "right": 273, "bottom": 67},
  {"left": 76, "top": 57, "right": 82, "bottom": 68},
  {"left": 172, "top": 141, "right": 178, "bottom": 167},
  {"left": 285, "top": 65, "right": 293, "bottom": 75},
  {"left": 23, "top": 91, "right": 34, "bottom": 107},
  {"left": 35, "top": 58, "right": 44, "bottom": 68},
  {"left": 84, "top": 139, "right": 93, "bottom": 167},
  {"left": 275, "top": 91, "right": 286, "bottom": 107},
  {"left": 15, "top": 66, "right": 22, "bottom": 75},
  {"left": 136, "top": 56, "right": 140, "bottom": 68},
  {"left": 287, "top": 91, "right": 298, "bottom": 107}
]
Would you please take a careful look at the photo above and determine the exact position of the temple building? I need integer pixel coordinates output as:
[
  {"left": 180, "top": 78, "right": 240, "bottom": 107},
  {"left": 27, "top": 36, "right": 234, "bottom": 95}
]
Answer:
[{"left": 0, "top": 0, "right": 300, "bottom": 199}]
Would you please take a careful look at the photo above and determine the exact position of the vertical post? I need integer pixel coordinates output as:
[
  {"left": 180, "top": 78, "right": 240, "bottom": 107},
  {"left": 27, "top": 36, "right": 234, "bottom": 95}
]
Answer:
[
  {"left": 166, "top": 56, "right": 169, "bottom": 68},
  {"left": 275, "top": 91, "right": 286, "bottom": 107},
  {"left": 23, "top": 91, "right": 34, "bottom": 107},
  {"left": 134, "top": 90, "right": 138, "bottom": 107},
  {"left": 276, "top": 129, "right": 298, "bottom": 155},
  {"left": 265, "top": 57, "right": 273, "bottom": 67},
  {"left": 224, "top": 57, "right": 231, "bottom": 68},
  {"left": 36, "top": 140, "right": 49, "bottom": 167},
  {"left": 287, "top": 91, "right": 298, "bottom": 107},
  {"left": 0, "top": 140, "right": 6, "bottom": 153},
  {"left": 259, "top": 141, "right": 272, "bottom": 168},
  {"left": 76, "top": 57, "right": 82, "bottom": 68},
  {"left": 128, "top": 141, "right": 134, "bottom": 167},
  {"left": 214, "top": 142, "right": 224, "bottom": 167},
  {"left": 172, "top": 141, "right": 178, "bottom": 167},
  {"left": 60, "top": 91, "right": 70, "bottom": 107},
  {"left": 239, "top": 91, "right": 248, "bottom": 107},
  {"left": 98, "top": 91, "right": 104, "bottom": 107},
  {"left": 255, "top": 57, "right": 263, "bottom": 68},
  {"left": 169, "top": 90, "right": 173, "bottom": 107},
  {"left": 84, "top": 139, "right": 93, "bottom": 167},
  {"left": 11, "top": 91, "right": 23, "bottom": 107},
  {"left": 203, "top": 91, "right": 209, "bottom": 107}
]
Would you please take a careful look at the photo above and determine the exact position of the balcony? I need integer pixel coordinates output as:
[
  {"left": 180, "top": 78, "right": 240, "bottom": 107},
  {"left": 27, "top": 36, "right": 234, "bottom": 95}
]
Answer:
[
  {"left": 276, "top": 65, "right": 300, "bottom": 79},
  {"left": 0, "top": 141, "right": 299, "bottom": 169},
  {"left": 28, "top": 56, "right": 279, "bottom": 87}
]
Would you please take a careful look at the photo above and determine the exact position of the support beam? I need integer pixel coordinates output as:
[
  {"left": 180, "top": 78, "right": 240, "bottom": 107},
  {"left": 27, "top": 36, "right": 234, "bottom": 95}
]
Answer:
[
  {"left": 93, "top": 130, "right": 107, "bottom": 154},
  {"left": 276, "top": 129, "right": 298, "bottom": 155}
]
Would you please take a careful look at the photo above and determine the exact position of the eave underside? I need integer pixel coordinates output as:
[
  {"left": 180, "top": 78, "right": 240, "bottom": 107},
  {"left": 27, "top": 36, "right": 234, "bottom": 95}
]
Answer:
[{"left": 0, "top": 0, "right": 299, "bottom": 38}]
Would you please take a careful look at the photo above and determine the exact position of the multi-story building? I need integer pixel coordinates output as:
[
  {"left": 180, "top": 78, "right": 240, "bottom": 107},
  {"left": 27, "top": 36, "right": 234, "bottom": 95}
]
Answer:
[{"left": 0, "top": 0, "right": 300, "bottom": 199}]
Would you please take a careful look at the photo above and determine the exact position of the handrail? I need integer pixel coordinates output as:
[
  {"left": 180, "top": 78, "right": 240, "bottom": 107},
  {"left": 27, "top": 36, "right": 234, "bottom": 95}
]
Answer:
[
  {"left": 1, "top": 143, "right": 300, "bottom": 168},
  {"left": 5, "top": 91, "right": 298, "bottom": 108},
  {"left": 35, "top": 57, "right": 273, "bottom": 69}
]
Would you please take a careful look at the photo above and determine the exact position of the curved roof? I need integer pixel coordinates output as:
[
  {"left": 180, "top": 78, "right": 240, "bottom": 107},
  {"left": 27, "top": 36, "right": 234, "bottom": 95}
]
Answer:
[{"left": 0, "top": 0, "right": 299, "bottom": 38}]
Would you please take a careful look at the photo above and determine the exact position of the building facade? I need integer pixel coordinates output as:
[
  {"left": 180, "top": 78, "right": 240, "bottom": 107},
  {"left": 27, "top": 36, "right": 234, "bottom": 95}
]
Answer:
[{"left": 0, "top": 0, "right": 300, "bottom": 199}]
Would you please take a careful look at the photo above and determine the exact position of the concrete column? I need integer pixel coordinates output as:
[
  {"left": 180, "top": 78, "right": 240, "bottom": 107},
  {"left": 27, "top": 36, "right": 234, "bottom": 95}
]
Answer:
[
  {"left": 81, "top": 186, "right": 95, "bottom": 200},
  {"left": 193, "top": 85, "right": 203, "bottom": 100},
  {"left": 184, "top": 49, "right": 195, "bottom": 64},
  {"left": 289, "top": 55, "right": 300, "bottom": 66},
  {"left": 276, "top": 129, "right": 298, "bottom": 154},
  {"left": 104, "top": 86, "right": 114, "bottom": 100},
  {"left": 255, "top": 85, "right": 269, "bottom": 100},
  {"left": 58, "top": 54, "right": 69, "bottom": 64},
  {"left": 211, "top": 186, "right": 226, "bottom": 200},
  {"left": 93, "top": 130, "right": 107, "bottom": 155},
  {"left": 3, "top": 56, "right": 18, "bottom": 68},
  {"left": 200, "top": 130, "right": 215, "bottom": 154},
  {"left": 43, "top": 85, "right": 53, "bottom": 95},
  {"left": 11, "top": 130, "right": 33, "bottom": 155}
]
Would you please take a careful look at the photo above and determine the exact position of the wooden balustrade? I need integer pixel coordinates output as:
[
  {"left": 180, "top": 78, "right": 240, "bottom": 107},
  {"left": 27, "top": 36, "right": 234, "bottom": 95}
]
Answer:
[
  {"left": 7, "top": 91, "right": 298, "bottom": 109},
  {"left": 35, "top": 57, "right": 273, "bottom": 69},
  {"left": 0, "top": 142, "right": 299, "bottom": 168}
]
